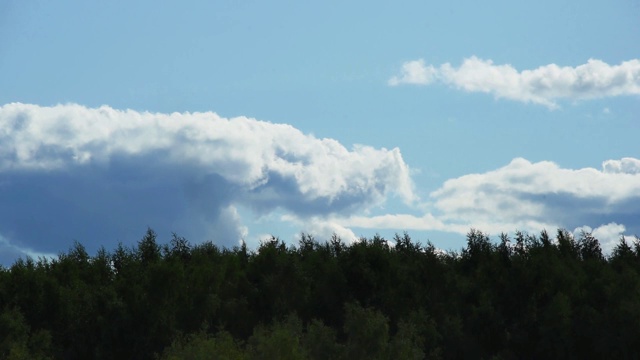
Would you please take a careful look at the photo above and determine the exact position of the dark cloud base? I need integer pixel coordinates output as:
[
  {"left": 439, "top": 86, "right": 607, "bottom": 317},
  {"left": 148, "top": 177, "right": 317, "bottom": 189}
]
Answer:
[
  {"left": 520, "top": 192, "right": 640, "bottom": 235},
  {"left": 245, "top": 171, "right": 384, "bottom": 217},
  {"left": 0, "top": 162, "right": 240, "bottom": 257}
]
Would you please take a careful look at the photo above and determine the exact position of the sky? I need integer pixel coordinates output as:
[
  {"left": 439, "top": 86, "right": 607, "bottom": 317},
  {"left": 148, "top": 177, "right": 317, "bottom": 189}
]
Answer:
[{"left": 1, "top": 0, "right": 639, "bottom": 264}]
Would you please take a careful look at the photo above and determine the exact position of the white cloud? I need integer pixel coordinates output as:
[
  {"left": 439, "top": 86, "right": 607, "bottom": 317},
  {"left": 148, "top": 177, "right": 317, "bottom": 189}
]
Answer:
[
  {"left": 341, "top": 212, "right": 558, "bottom": 240},
  {"left": 3, "top": 103, "right": 637, "bottom": 258},
  {"left": 573, "top": 222, "right": 629, "bottom": 253},
  {"left": 388, "top": 60, "right": 437, "bottom": 86},
  {"left": 0, "top": 103, "right": 414, "bottom": 206},
  {"left": 0, "top": 103, "right": 414, "bottom": 204},
  {"left": 0, "top": 103, "right": 414, "bottom": 259},
  {"left": 337, "top": 157, "right": 640, "bottom": 252},
  {"left": 389, "top": 57, "right": 640, "bottom": 108},
  {"left": 344, "top": 213, "right": 447, "bottom": 231},
  {"left": 281, "top": 214, "right": 358, "bottom": 244},
  {"left": 430, "top": 157, "right": 640, "bottom": 228},
  {"left": 602, "top": 157, "right": 640, "bottom": 174}
]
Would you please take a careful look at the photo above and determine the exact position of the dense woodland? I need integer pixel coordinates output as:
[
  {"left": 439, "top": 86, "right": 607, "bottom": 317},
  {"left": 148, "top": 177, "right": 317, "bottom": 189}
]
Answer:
[{"left": 1, "top": 228, "right": 640, "bottom": 359}]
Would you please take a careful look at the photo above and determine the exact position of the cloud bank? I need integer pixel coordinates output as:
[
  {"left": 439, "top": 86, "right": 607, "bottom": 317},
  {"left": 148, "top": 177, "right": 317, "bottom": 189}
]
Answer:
[
  {"left": 389, "top": 57, "right": 640, "bottom": 108},
  {"left": 2, "top": 103, "right": 636, "bottom": 260},
  {"left": 345, "top": 157, "right": 640, "bottom": 251},
  {"left": 0, "top": 103, "right": 414, "bottom": 261},
  {"left": 431, "top": 157, "right": 640, "bottom": 230}
]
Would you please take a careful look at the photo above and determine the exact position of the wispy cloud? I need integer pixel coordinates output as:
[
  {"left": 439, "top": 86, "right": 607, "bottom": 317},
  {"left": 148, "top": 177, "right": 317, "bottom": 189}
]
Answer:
[
  {"left": 0, "top": 103, "right": 414, "bottom": 258},
  {"left": 389, "top": 57, "right": 640, "bottom": 108},
  {"left": 0, "top": 233, "right": 57, "bottom": 265}
]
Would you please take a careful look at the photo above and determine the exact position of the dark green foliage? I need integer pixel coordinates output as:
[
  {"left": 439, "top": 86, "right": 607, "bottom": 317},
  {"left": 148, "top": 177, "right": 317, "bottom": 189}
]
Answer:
[
  {"left": 159, "top": 330, "right": 247, "bottom": 360},
  {"left": 1, "top": 228, "right": 639, "bottom": 359}
]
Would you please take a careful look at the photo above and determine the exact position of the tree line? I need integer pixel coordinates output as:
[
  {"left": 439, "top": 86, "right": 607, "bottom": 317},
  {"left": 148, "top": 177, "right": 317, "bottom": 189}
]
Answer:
[{"left": 1, "top": 228, "right": 639, "bottom": 359}]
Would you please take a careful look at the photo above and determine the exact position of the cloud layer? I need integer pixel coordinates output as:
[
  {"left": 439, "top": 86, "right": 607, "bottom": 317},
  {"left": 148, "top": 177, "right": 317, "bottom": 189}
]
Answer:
[
  {"left": 2, "top": 103, "right": 636, "bottom": 260},
  {"left": 0, "top": 103, "right": 414, "bottom": 260},
  {"left": 344, "top": 157, "right": 640, "bottom": 251},
  {"left": 431, "top": 157, "right": 640, "bottom": 230},
  {"left": 389, "top": 57, "right": 640, "bottom": 108}
]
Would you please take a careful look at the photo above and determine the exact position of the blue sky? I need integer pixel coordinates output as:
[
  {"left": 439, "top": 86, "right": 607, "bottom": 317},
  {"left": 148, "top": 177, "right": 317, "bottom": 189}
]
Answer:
[{"left": 1, "top": 0, "right": 639, "bottom": 263}]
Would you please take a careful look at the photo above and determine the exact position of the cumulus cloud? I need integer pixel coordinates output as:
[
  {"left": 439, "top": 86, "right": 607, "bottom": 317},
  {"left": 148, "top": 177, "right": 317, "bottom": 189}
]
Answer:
[
  {"left": 429, "top": 157, "right": 640, "bottom": 233},
  {"left": 388, "top": 60, "right": 438, "bottom": 86},
  {"left": 0, "top": 103, "right": 414, "bottom": 259},
  {"left": 573, "top": 222, "right": 630, "bottom": 253},
  {"left": 389, "top": 57, "right": 640, "bottom": 108},
  {"left": 603, "top": 157, "right": 640, "bottom": 174},
  {"left": 340, "top": 157, "right": 640, "bottom": 253}
]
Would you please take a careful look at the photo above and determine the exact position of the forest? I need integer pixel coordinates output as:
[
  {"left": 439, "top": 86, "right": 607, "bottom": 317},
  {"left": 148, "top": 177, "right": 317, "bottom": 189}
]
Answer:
[{"left": 1, "top": 228, "right": 640, "bottom": 359}]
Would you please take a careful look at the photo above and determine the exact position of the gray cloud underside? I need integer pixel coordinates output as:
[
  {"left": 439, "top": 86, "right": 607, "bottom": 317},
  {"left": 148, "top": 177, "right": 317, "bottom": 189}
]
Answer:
[
  {"left": 389, "top": 57, "right": 640, "bottom": 108},
  {"left": 0, "top": 103, "right": 414, "bottom": 257}
]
